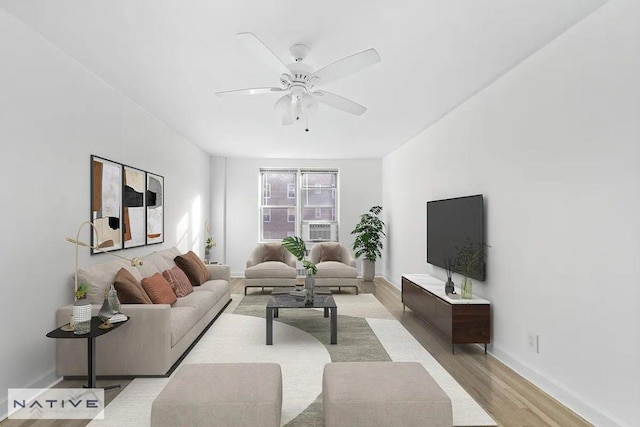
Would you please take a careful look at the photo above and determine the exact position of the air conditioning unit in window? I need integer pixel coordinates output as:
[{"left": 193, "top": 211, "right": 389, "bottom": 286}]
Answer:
[{"left": 302, "top": 222, "right": 337, "bottom": 242}]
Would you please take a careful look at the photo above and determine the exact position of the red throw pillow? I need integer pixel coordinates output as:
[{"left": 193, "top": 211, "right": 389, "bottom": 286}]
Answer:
[
  {"left": 141, "top": 273, "right": 177, "bottom": 305},
  {"left": 163, "top": 267, "right": 194, "bottom": 297}
]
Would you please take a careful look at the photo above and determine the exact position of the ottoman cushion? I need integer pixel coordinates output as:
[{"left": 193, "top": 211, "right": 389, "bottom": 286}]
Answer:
[
  {"left": 151, "top": 363, "right": 282, "bottom": 427},
  {"left": 323, "top": 361, "right": 452, "bottom": 427}
]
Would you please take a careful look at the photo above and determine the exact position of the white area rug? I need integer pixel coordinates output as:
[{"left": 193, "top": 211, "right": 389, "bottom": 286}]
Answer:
[{"left": 90, "top": 294, "right": 495, "bottom": 426}]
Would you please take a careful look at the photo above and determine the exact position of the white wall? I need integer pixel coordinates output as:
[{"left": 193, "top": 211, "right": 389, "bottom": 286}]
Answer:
[
  {"left": 210, "top": 156, "right": 227, "bottom": 263},
  {"left": 0, "top": 10, "right": 210, "bottom": 418},
  {"left": 382, "top": 1, "right": 640, "bottom": 425},
  {"left": 224, "top": 158, "right": 382, "bottom": 276}
]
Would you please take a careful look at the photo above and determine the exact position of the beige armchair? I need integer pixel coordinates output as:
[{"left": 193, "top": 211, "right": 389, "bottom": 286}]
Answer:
[
  {"left": 244, "top": 243, "right": 297, "bottom": 295},
  {"left": 309, "top": 242, "right": 359, "bottom": 294}
]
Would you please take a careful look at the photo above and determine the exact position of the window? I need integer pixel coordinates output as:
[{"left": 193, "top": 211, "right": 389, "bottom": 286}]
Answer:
[
  {"left": 260, "top": 169, "right": 338, "bottom": 241},
  {"left": 301, "top": 171, "right": 337, "bottom": 222},
  {"left": 259, "top": 170, "right": 296, "bottom": 240}
]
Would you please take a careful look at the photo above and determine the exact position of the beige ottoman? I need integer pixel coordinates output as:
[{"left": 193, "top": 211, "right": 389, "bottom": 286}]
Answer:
[
  {"left": 323, "top": 362, "right": 453, "bottom": 427},
  {"left": 151, "top": 363, "right": 282, "bottom": 427}
]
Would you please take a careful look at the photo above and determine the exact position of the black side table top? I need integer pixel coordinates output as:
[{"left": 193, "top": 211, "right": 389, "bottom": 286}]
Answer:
[{"left": 46, "top": 316, "right": 129, "bottom": 339}]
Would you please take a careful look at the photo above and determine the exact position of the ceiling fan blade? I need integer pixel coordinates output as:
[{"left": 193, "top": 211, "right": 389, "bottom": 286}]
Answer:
[
  {"left": 237, "top": 32, "right": 290, "bottom": 75},
  {"left": 310, "top": 48, "right": 380, "bottom": 86},
  {"left": 313, "top": 91, "right": 367, "bottom": 115},
  {"left": 215, "top": 87, "right": 284, "bottom": 97}
]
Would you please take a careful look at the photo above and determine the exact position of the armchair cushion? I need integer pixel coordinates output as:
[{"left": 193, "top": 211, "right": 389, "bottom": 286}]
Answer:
[
  {"left": 320, "top": 243, "right": 342, "bottom": 263},
  {"left": 263, "top": 243, "right": 286, "bottom": 263}
]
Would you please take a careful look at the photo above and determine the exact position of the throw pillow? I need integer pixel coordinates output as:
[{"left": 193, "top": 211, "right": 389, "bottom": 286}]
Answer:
[
  {"left": 263, "top": 243, "right": 285, "bottom": 263},
  {"left": 113, "top": 268, "right": 152, "bottom": 304},
  {"left": 163, "top": 266, "right": 194, "bottom": 297},
  {"left": 174, "top": 251, "right": 210, "bottom": 287},
  {"left": 141, "top": 273, "right": 177, "bottom": 305},
  {"left": 320, "top": 243, "right": 342, "bottom": 263}
]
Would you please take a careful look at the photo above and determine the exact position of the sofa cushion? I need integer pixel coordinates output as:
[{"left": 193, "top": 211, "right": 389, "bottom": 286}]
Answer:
[
  {"left": 315, "top": 262, "right": 357, "bottom": 279},
  {"left": 114, "top": 268, "right": 152, "bottom": 304},
  {"left": 172, "top": 290, "right": 217, "bottom": 320},
  {"left": 175, "top": 251, "right": 210, "bottom": 286},
  {"left": 245, "top": 262, "right": 297, "bottom": 279},
  {"left": 163, "top": 267, "right": 193, "bottom": 297},
  {"left": 142, "top": 273, "right": 177, "bottom": 305},
  {"left": 156, "top": 247, "right": 181, "bottom": 269},
  {"left": 78, "top": 259, "right": 134, "bottom": 304},
  {"left": 263, "top": 243, "right": 286, "bottom": 263},
  {"left": 170, "top": 306, "right": 199, "bottom": 346},
  {"left": 320, "top": 243, "right": 342, "bottom": 263},
  {"left": 145, "top": 252, "right": 172, "bottom": 272}
]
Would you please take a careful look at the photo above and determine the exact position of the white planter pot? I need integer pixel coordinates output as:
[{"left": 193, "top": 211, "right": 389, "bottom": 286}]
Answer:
[{"left": 362, "top": 259, "right": 375, "bottom": 282}]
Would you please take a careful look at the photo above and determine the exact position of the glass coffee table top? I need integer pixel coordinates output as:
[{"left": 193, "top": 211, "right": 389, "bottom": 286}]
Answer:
[{"left": 267, "top": 291, "right": 336, "bottom": 309}]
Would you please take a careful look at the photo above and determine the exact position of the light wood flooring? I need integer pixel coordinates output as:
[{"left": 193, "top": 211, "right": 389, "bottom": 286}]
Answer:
[{"left": 2, "top": 278, "right": 591, "bottom": 427}]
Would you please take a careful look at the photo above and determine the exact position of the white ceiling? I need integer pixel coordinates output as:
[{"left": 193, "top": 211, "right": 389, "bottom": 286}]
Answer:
[{"left": 1, "top": 0, "right": 606, "bottom": 159}]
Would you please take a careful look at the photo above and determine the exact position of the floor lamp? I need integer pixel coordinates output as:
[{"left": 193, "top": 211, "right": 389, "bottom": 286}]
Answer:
[{"left": 66, "top": 221, "right": 143, "bottom": 296}]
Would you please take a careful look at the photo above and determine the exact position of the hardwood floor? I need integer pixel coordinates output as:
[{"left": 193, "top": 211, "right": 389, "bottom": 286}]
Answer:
[
  {"left": 3, "top": 278, "right": 590, "bottom": 426},
  {"left": 361, "top": 278, "right": 591, "bottom": 427}
]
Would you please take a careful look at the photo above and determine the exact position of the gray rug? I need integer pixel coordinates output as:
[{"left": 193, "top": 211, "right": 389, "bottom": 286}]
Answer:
[
  {"left": 91, "top": 294, "right": 496, "bottom": 426},
  {"left": 234, "top": 295, "right": 392, "bottom": 427}
]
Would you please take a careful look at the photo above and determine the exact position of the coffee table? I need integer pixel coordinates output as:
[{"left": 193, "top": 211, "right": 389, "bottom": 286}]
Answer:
[{"left": 266, "top": 291, "right": 337, "bottom": 345}]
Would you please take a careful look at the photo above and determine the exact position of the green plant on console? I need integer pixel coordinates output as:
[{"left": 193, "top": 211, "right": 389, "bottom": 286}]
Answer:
[
  {"left": 282, "top": 236, "right": 317, "bottom": 276},
  {"left": 455, "top": 238, "right": 490, "bottom": 299}
]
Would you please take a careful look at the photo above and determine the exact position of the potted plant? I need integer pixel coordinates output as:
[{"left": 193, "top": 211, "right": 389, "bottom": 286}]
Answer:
[
  {"left": 72, "top": 283, "right": 92, "bottom": 334},
  {"left": 204, "top": 222, "right": 216, "bottom": 264},
  {"left": 282, "top": 236, "right": 317, "bottom": 303},
  {"left": 351, "top": 206, "right": 386, "bottom": 281},
  {"left": 455, "top": 238, "right": 490, "bottom": 299}
]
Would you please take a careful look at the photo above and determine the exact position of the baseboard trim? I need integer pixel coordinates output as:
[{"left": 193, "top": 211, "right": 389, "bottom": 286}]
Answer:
[
  {"left": 381, "top": 274, "right": 620, "bottom": 426},
  {"left": 1, "top": 369, "right": 61, "bottom": 422},
  {"left": 490, "top": 347, "right": 623, "bottom": 427}
]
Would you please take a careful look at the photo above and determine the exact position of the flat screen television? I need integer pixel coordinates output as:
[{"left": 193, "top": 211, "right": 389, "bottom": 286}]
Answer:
[{"left": 426, "top": 194, "right": 485, "bottom": 281}]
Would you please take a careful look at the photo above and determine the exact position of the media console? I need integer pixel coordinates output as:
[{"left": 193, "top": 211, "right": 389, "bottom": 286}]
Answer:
[{"left": 402, "top": 274, "right": 491, "bottom": 354}]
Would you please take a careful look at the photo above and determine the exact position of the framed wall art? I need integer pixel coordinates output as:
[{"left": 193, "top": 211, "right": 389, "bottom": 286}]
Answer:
[
  {"left": 123, "top": 165, "right": 147, "bottom": 249},
  {"left": 90, "top": 156, "right": 123, "bottom": 253},
  {"left": 146, "top": 172, "right": 164, "bottom": 245}
]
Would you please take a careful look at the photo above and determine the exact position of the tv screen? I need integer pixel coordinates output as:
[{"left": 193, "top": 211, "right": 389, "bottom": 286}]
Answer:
[{"left": 426, "top": 194, "right": 485, "bottom": 281}]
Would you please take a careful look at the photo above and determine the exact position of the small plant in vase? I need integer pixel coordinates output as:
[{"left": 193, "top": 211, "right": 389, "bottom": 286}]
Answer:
[
  {"left": 443, "top": 257, "right": 456, "bottom": 295},
  {"left": 282, "top": 236, "right": 317, "bottom": 304},
  {"left": 455, "top": 238, "right": 490, "bottom": 299},
  {"left": 204, "top": 221, "right": 216, "bottom": 264}
]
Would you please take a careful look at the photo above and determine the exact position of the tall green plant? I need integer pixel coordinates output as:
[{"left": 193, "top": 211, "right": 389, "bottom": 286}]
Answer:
[
  {"left": 351, "top": 206, "right": 386, "bottom": 262},
  {"left": 281, "top": 236, "right": 317, "bottom": 276}
]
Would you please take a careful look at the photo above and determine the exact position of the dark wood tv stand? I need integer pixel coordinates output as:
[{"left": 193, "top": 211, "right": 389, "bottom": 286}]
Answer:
[{"left": 402, "top": 274, "right": 491, "bottom": 354}]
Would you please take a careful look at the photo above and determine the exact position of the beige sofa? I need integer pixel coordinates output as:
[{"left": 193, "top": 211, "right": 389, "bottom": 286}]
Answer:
[{"left": 55, "top": 247, "right": 231, "bottom": 377}]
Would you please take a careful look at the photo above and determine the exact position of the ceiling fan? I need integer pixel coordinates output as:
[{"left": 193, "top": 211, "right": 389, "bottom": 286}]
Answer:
[{"left": 215, "top": 33, "right": 381, "bottom": 130}]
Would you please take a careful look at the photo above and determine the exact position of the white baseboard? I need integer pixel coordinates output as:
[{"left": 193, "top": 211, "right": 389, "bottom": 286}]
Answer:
[
  {"left": 383, "top": 273, "right": 621, "bottom": 426},
  {"left": 484, "top": 346, "right": 622, "bottom": 426},
  {"left": 0, "top": 369, "right": 61, "bottom": 422}
]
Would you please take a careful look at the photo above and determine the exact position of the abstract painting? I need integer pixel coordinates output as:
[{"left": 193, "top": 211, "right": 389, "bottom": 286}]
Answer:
[
  {"left": 91, "top": 156, "right": 123, "bottom": 253},
  {"left": 146, "top": 172, "right": 164, "bottom": 245},
  {"left": 123, "top": 165, "right": 146, "bottom": 249}
]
